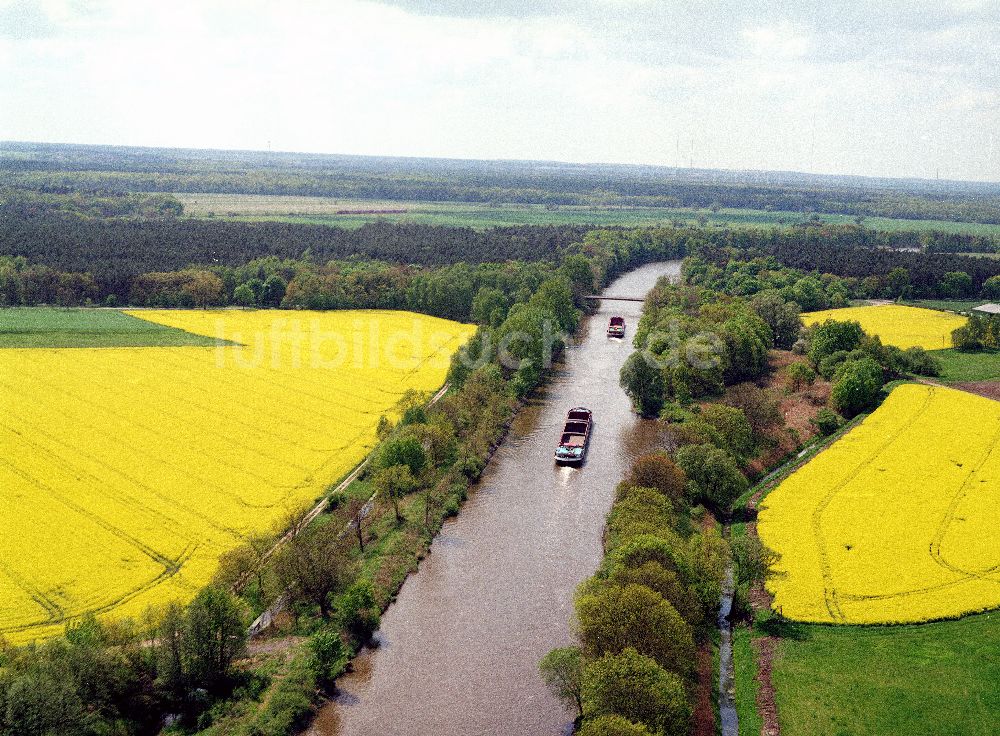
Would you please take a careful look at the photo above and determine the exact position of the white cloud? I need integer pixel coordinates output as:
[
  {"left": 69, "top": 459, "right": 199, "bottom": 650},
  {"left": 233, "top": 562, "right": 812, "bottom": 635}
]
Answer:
[
  {"left": 0, "top": 0, "right": 998, "bottom": 181},
  {"left": 947, "top": 89, "right": 1000, "bottom": 111},
  {"left": 742, "top": 21, "right": 811, "bottom": 60}
]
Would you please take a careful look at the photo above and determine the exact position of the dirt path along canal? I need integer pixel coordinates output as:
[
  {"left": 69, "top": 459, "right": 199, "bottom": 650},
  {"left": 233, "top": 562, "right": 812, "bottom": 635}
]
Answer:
[{"left": 316, "top": 261, "right": 682, "bottom": 736}]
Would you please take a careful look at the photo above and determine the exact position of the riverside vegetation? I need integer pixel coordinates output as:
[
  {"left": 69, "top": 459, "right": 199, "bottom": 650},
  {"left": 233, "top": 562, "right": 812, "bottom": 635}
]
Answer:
[
  {"left": 0, "top": 228, "right": 690, "bottom": 735},
  {"left": 544, "top": 249, "right": 957, "bottom": 735}
]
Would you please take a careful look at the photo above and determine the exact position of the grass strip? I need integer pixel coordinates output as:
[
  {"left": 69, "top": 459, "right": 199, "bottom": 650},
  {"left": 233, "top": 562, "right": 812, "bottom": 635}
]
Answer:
[{"left": 0, "top": 307, "right": 231, "bottom": 348}]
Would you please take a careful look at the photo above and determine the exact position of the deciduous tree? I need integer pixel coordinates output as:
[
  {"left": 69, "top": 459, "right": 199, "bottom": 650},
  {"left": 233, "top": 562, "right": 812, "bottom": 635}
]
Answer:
[
  {"left": 539, "top": 646, "right": 585, "bottom": 719},
  {"left": 582, "top": 648, "right": 690, "bottom": 736},
  {"left": 275, "top": 525, "right": 353, "bottom": 619},
  {"left": 620, "top": 352, "right": 665, "bottom": 417}
]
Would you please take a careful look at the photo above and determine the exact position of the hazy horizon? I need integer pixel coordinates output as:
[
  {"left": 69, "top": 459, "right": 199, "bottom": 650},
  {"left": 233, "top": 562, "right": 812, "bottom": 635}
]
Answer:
[
  {"left": 8, "top": 137, "right": 1000, "bottom": 189},
  {"left": 2, "top": 0, "right": 998, "bottom": 182}
]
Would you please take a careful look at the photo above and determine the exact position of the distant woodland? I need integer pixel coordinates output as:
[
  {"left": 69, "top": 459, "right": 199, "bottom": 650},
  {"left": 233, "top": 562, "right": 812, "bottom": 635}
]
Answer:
[
  {"left": 5, "top": 141, "right": 1000, "bottom": 224},
  {"left": 5, "top": 218, "right": 1000, "bottom": 314}
]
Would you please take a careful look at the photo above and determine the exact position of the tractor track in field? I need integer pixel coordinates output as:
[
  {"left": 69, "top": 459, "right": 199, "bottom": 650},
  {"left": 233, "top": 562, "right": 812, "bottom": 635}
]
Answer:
[{"left": 810, "top": 386, "right": 934, "bottom": 622}]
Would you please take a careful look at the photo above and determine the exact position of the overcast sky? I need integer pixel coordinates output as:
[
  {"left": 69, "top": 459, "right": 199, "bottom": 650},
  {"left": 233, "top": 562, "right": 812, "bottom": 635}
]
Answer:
[{"left": 1, "top": 0, "right": 998, "bottom": 181}]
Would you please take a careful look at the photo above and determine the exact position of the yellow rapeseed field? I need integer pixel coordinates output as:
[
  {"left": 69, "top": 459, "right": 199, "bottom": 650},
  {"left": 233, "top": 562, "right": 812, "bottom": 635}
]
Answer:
[
  {"left": 0, "top": 310, "right": 474, "bottom": 643},
  {"left": 758, "top": 383, "right": 1000, "bottom": 624},
  {"left": 801, "top": 304, "right": 966, "bottom": 350}
]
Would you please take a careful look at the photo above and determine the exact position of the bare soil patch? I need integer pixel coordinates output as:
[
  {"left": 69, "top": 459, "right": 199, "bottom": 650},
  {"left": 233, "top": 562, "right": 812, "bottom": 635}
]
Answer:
[
  {"left": 951, "top": 380, "right": 1000, "bottom": 401},
  {"left": 248, "top": 633, "right": 305, "bottom": 658},
  {"left": 747, "top": 521, "right": 781, "bottom": 736},
  {"left": 734, "top": 351, "right": 829, "bottom": 479},
  {"left": 752, "top": 635, "right": 780, "bottom": 736},
  {"left": 692, "top": 642, "right": 717, "bottom": 736}
]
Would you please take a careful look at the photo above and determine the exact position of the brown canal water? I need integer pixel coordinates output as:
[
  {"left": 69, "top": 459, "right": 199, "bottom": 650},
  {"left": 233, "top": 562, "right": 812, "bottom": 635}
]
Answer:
[{"left": 313, "top": 261, "right": 682, "bottom": 736}]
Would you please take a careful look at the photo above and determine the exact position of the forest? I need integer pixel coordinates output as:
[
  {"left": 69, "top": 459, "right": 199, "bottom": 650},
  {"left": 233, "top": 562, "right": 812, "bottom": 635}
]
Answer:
[
  {"left": 5, "top": 210, "right": 1000, "bottom": 310},
  {"left": 0, "top": 209, "right": 591, "bottom": 273}
]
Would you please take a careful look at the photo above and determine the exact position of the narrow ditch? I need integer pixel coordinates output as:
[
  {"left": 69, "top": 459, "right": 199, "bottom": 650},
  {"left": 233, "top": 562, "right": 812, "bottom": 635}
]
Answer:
[{"left": 718, "top": 563, "right": 738, "bottom": 736}]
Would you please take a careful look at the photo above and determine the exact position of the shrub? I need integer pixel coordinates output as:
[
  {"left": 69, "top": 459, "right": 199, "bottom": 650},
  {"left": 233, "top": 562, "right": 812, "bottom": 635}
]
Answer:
[
  {"left": 625, "top": 453, "right": 686, "bottom": 504},
  {"left": 786, "top": 361, "right": 816, "bottom": 390},
  {"left": 377, "top": 435, "right": 427, "bottom": 476},
  {"left": 579, "top": 715, "right": 654, "bottom": 736},
  {"left": 731, "top": 533, "right": 777, "bottom": 587},
  {"left": 233, "top": 282, "right": 256, "bottom": 307},
  {"left": 982, "top": 275, "right": 1000, "bottom": 300},
  {"left": 699, "top": 404, "right": 753, "bottom": 457},
  {"left": 674, "top": 443, "right": 748, "bottom": 510},
  {"left": 249, "top": 652, "right": 316, "bottom": 736},
  {"left": 539, "top": 646, "right": 585, "bottom": 719},
  {"left": 400, "top": 405, "right": 428, "bottom": 426},
  {"left": 308, "top": 629, "right": 347, "bottom": 689},
  {"left": 575, "top": 583, "right": 695, "bottom": 677},
  {"left": 953, "top": 322, "right": 984, "bottom": 351},
  {"left": 371, "top": 464, "right": 417, "bottom": 523},
  {"left": 721, "top": 314, "right": 772, "bottom": 382},
  {"left": 338, "top": 580, "right": 380, "bottom": 645},
  {"left": 817, "top": 350, "right": 849, "bottom": 380},
  {"left": 610, "top": 535, "right": 690, "bottom": 581},
  {"left": 830, "top": 358, "right": 883, "bottom": 417},
  {"left": 471, "top": 286, "right": 510, "bottom": 327},
  {"left": 260, "top": 274, "right": 287, "bottom": 307},
  {"left": 811, "top": 407, "right": 844, "bottom": 436},
  {"left": 684, "top": 528, "right": 731, "bottom": 615},
  {"left": 723, "top": 383, "right": 782, "bottom": 435},
  {"left": 670, "top": 418, "right": 724, "bottom": 449},
  {"left": 1, "top": 672, "right": 87, "bottom": 736},
  {"left": 791, "top": 276, "right": 828, "bottom": 311},
  {"left": 497, "top": 303, "right": 564, "bottom": 395},
  {"left": 620, "top": 352, "right": 665, "bottom": 417},
  {"left": 900, "top": 347, "right": 940, "bottom": 377},
  {"left": 608, "top": 560, "right": 704, "bottom": 627},
  {"left": 582, "top": 648, "right": 690, "bottom": 736},
  {"left": 808, "top": 320, "right": 865, "bottom": 366},
  {"left": 939, "top": 270, "right": 972, "bottom": 298},
  {"left": 606, "top": 486, "right": 677, "bottom": 550},
  {"left": 750, "top": 290, "right": 801, "bottom": 349}
]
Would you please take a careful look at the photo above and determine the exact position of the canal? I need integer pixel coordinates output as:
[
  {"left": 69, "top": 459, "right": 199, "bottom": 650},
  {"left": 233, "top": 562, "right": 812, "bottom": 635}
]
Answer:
[{"left": 315, "top": 261, "right": 682, "bottom": 736}]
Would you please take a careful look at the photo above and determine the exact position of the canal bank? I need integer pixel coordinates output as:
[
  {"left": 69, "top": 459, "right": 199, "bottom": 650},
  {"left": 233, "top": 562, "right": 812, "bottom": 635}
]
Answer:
[{"left": 317, "top": 261, "right": 682, "bottom": 736}]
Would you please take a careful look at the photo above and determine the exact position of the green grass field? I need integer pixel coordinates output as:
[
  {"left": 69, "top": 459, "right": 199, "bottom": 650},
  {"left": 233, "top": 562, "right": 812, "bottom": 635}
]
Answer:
[
  {"left": 932, "top": 348, "right": 1000, "bottom": 383},
  {"left": 0, "top": 308, "right": 227, "bottom": 348},
  {"left": 733, "top": 625, "right": 763, "bottom": 736},
  {"left": 175, "top": 193, "right": 1000, "bottom": 235},
  {"left": 772, "top": 613, "right": 1000, "bottom": 736}
]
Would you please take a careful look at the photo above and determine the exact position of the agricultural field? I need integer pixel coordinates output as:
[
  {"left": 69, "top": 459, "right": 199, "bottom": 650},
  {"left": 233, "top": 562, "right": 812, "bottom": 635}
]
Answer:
[
  {"left": 0, "top": 307, "right": 228, "bottom": 348},
  {"left": 0, "top": 309, "right": 474, "bottom": 642},
  {"left": 758, "top": 383, "right": 1000, "bottom": 625},
  {"left": 771, "top": 611, "right": 1000, "bottom": 736},
  {"left": 933, "top": 348, "right": 1000, "bottom": 384},
  {"left": 802, "top": 304, "right": 966, "bottom": 350},
  {"left": 175, "top": 193, "right": 1000, "bottom": 235}
]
